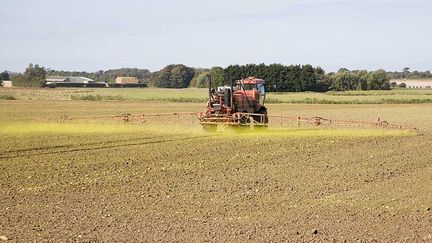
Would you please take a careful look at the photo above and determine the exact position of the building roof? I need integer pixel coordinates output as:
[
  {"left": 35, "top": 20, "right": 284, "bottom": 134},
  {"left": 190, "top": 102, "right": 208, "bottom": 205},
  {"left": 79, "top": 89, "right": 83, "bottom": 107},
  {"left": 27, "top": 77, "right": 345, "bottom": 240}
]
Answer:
[
  {"left": 67, "top": 77, "right": 95, "bottom": 83},
  {"left": 2, "top": 81, "right": 13, "bottom": 87},
  {"left": 46, "top": 76, "right": 68, "bottom": 82},
  {"left": 45, "top": 76, "right": 95, "bottom": 83},
  {"left": 115, "top": 77, "right": 139, "bottom": 84}
]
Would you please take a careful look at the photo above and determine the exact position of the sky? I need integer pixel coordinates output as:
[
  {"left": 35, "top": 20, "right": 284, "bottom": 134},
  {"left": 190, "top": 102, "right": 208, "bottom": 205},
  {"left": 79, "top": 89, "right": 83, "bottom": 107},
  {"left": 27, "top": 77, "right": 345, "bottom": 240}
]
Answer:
[{"left": 1, "top": 0, "right": 431, "bottom": 72}]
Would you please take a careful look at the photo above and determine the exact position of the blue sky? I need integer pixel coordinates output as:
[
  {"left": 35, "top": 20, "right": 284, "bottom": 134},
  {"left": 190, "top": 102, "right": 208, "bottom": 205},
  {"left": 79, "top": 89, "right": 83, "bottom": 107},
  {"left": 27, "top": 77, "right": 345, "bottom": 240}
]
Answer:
[{"left": 1, "top": 0, "right": 431, "bottom": 72}]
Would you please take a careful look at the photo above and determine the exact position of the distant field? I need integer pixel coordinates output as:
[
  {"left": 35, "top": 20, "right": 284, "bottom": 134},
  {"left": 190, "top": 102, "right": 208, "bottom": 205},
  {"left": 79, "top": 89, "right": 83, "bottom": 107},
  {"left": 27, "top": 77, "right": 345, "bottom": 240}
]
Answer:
[
  {"left": 391, "top": 79, "right": 432, "bottom": 84},
  {"left": 1, "top": 87, "right": 432, "bottom": 104},
  {"left": 391, "top": 79, "right": 432, "bottom": 82}
]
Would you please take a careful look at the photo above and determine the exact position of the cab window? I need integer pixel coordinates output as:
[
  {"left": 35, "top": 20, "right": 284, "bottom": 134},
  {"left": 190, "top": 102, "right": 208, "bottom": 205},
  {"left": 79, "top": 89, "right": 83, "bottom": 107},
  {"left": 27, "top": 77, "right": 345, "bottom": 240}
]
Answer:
[
  {"left": 258, "top": 83, "right": 265, "bottom": 95},
  {"left": 243, "top": 84, "right": 257, "bottom": 90}
]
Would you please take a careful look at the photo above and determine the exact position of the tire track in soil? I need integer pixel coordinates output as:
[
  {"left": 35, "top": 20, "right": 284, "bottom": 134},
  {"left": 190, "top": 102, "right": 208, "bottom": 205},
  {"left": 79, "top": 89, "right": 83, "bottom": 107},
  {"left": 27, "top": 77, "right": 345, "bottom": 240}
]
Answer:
[
  {"left": 0, "top": 134, "right": 219, "bottom": 160},
  {"left": 0, "top": 137, "right": 155, "bottom": 154}
]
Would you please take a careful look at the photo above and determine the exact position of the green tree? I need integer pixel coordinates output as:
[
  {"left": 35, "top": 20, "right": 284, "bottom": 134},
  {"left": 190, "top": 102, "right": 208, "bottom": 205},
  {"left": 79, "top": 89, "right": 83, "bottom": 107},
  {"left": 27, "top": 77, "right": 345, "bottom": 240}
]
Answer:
[
  {"left": 0, "top": 71, "right": 10, "bottom": 85},
  {"left": 313, "top": 66, "right": 331, "bottom": 92},
  {"left": 151, "top": 64, "right": 195, "bottom": 88},
  {"left": 209, "top": 66, "right": 225, "bottom": 87},
  {"left": 189, "top": 68, "right": 209, "bottom": 87},
  {"left": 300, "top": 64, "right": 317, "bottom": 91},
  {"left": 329, "top": 71, "right": 357, "bottom": 91},
  {"left": 223, "top": 65, "right": 243, "bottom": 82},
  {"left": 12, "top": 64, "right": 47, "bottom": 87},
  {"left": 327, "top": 69, "right": 390, "bottom": 91},
  {"left": 24, "top": 64, "right": 46, "bottom": 81},
  {"left": 0, "top": 71, "right": 10, "bottom": 81},
  {"left": 355, "top": 70, "right": 369, "bottom": 90},
  {"left": 195, "top": 71, "right": 211, "bottom": 88},
  {"left": 367, "top": 69, "right": 390, "bottom": 90},
  {"left": 402, "top": 67, "right": 410, "bottom": 78},
  {"left": 222, "top": 63, "right": 329, "bottom": 92}
]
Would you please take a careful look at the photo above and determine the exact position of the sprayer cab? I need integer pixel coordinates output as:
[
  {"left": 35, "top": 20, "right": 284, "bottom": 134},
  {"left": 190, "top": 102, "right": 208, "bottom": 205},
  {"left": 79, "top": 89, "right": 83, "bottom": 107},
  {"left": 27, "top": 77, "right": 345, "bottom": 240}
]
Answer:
[{"left": 233, "top": 77, "right": 266, "bottom": 113}]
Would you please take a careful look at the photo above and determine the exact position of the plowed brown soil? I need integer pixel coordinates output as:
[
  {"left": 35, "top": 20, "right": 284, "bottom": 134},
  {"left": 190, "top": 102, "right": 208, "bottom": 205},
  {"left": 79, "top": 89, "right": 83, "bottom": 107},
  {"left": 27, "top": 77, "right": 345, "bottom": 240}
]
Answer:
[{"left": 1, "top": 101, "right": 431, "bottom": 242}]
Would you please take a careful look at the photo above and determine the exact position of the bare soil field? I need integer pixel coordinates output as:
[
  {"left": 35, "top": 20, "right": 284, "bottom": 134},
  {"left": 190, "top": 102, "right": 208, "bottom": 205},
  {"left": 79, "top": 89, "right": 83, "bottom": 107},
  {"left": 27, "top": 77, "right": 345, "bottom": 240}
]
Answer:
[{"left": 1, "top": 100, "right": 432, "bottom": 242}]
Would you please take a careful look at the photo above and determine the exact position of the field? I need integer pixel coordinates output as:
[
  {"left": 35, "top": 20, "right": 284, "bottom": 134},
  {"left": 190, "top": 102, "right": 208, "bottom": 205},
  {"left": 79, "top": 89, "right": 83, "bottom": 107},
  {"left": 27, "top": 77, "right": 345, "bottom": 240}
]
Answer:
[
  {"left": 2, "top": 87, "right": 432, "bottom": 104},
  {"left": 1, "top": 87, "right": 432, "bottom": 241}
]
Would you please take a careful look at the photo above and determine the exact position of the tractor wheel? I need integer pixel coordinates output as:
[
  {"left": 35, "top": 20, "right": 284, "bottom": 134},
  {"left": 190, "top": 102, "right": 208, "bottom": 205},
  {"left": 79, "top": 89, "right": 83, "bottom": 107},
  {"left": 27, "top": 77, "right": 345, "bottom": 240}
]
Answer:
[
  {"left": 253, "top": 107, "right": 268, "bottom": 130},
  {"left": 234, "top": 114, "right": 250, "bottom": 132},
  {"left": 256, "top": 107, "right": 269, "bottom": 125},
  {"left": 239, "top": 112, "right": 252, "bottom": 125},
  {"left": 252, "top": 114, "right": 269, "bottom": 125},
  {"left": 240, "top": 116, "right": 249, "bottom": 125}
]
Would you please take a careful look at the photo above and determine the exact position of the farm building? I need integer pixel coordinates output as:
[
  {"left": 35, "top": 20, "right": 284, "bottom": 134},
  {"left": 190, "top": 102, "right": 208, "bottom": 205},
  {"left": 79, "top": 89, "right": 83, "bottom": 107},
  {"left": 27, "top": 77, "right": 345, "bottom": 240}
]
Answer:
[
  {"left": 115, "top": 77, "right": 139, "bottom": 84},
  {"left": 46, "top": 76, "right": 95, "bottom": 84},
  {"left": 45, "top": 76, "right": 106, "bottom": 88},
  {"left": 2, "top": 80, "right": 13, "bottom": 88},
  {"left": 46, "top": 76, "right": 68, "bottom": 83},
  {"left": 67, "top": 77, "right": 95, "bottom": 84},
  {"left": 393, "top": 79, "right": 432, "bottom": 89}
]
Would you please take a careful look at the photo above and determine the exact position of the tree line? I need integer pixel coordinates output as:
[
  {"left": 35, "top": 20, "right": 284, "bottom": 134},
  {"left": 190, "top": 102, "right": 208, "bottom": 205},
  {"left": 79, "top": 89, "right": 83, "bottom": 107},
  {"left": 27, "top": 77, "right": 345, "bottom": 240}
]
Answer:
[
  {"left": 328, "top": 68, "right": 390, "bottom": 91},
  {"left": 387, "top": 67, "right": 432, "bottom": 79},
  {"left": 5, "top": 63, "right": 431, "bottom": 91},
  {"left": 148, "top": 64, "right": 393, "bottom": 91}
]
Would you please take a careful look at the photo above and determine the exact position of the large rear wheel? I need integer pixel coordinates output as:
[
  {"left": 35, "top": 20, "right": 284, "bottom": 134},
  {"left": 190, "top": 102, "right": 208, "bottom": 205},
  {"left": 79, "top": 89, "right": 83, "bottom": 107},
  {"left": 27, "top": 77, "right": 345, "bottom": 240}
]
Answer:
[
  {"left": 252, "top": 114, "right": 268, "bottom": 124},
  {"left": 240, "top": 115, "right": 251, "bottom": 125},
  {"left": 254, "top": 107, "right": 269, "bottom": 128}
]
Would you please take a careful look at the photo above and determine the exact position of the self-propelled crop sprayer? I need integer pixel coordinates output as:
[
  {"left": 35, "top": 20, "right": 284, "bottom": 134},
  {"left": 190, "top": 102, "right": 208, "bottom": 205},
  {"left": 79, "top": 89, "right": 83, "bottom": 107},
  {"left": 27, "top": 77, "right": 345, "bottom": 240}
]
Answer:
[{"left": 197, "top": 77, "right": 269, "bottom": 131}]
